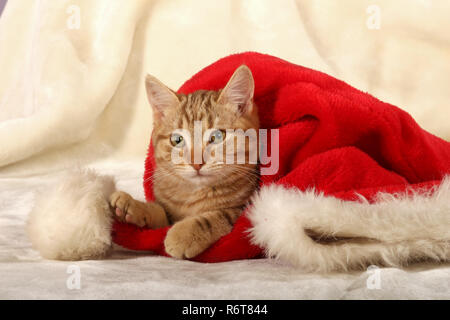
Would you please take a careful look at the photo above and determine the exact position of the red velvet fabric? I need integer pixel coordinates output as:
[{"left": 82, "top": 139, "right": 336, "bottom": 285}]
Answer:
[{"left": 112, "top": 52, "right": 450, "bottom": 262}]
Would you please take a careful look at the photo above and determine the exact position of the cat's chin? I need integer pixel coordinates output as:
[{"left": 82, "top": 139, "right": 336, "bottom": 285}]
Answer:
[{"left": 185, "top": 173, "right": 217, "bottom": 186}]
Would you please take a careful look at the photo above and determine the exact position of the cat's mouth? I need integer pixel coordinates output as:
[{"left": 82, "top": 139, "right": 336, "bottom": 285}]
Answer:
[
  {"left": 186, "top": 170, "right": 216, "bottom": 184},
  {"left": 175, "top": 165, "right": 225, "bottom": 185},
  {"left": 191, "top": 171, "right": 211, "bottom": 179}
]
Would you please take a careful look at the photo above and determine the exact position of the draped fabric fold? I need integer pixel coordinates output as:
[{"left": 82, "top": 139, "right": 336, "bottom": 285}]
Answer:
[{"left": 1, "top": 0, "right": 449, "bottom": 177}]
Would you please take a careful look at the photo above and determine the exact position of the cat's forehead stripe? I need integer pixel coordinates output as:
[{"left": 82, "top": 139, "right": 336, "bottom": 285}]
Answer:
[{"left": 174, "top": 90, "right": 220, "bottom": 127}]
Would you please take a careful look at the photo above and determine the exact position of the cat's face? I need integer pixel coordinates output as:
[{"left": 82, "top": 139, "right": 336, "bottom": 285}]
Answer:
[{"left": 146, "top": 65, "right": 259, "bottom": 186}]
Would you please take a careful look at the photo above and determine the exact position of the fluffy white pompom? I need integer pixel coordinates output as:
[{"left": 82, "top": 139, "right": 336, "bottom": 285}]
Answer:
[{"left": 27, "top": 169, "right": 116, "bottom": 260}]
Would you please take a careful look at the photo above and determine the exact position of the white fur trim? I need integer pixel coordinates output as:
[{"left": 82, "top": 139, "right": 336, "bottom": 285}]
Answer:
[
  {"left": 27, "top": 169, "right": 116, "bottom": 260},
  {"left": 248, "top": 177, "right": 450, "bottom": 272}
]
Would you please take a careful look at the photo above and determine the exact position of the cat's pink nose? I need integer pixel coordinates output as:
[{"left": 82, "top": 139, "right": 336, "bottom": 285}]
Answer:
[{"left": 192, "top": 163, "right": 203, "bottom": 171}]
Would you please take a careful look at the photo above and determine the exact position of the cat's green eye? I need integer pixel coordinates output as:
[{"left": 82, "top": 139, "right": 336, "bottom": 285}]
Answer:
[
  {"left": 209, "top": 129, "right": 226, "bottom": 144},
  {"left": 170, "top": 133, "right": 185, "bottom": 147}
]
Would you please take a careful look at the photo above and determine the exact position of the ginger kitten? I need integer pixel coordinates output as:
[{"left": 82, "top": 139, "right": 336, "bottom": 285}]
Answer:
[{"left": 110, "top": 65, "right": 260, "bottom": 259}]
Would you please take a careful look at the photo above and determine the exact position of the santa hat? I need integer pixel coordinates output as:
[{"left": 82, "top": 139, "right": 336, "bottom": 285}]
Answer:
[{"left": 28, "top": 52, "right": 450, "bottom": 272}]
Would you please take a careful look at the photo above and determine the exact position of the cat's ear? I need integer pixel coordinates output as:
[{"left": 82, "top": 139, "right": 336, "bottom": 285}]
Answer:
[
  {"left": 145, "top": 74, "right": 179, "bottom": 119},
  {"left": 218, "top": 65, "right": 255, "bottom": 114}
]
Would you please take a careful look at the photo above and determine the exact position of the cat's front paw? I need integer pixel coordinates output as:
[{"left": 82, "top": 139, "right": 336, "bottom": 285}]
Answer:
[
  {"left": 109, "top": 191, "right": 148, "bottom": 228},
  {"left": 164, "top": 219, "right": 211, "bottom": 259}
]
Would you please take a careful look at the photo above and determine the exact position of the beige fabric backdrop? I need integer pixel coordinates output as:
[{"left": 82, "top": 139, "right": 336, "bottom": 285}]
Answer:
[{"left": 0, "top": 0, "right": 449, "bottom": 177}]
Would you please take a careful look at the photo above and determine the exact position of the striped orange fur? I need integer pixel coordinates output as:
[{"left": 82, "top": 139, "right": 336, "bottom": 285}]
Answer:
[{"left": 110, "top": 65, "right": 260, "bottom": 259}]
